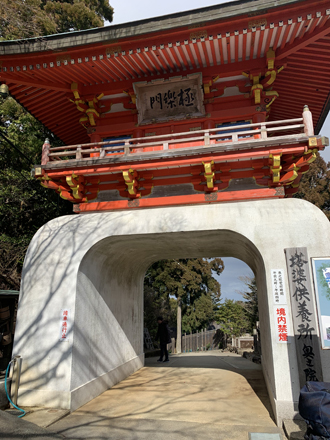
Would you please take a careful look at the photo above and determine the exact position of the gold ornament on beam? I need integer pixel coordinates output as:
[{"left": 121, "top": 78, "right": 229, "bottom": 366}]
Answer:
[
  {"left": 243, "top": 49, "right": 284, "bottom": 110},
  {"left": 69, "top": 83, "right": 111, "bottom": 128}
]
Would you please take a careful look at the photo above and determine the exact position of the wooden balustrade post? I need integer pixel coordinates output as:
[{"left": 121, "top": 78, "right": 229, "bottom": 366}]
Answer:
[
  {"left": 252, "top": 112, "right": 266, "bottom": 139},
  {"left": 90, "top": 133, "right": 101, "bottom": 158},
  {"left": 232, "top": 133, "right": 238, "bottom": 143},
  {"left": 303, "top": 105, "right": 314, "bottom": 136},
  {"left": 260, "top": 123, "right": 267, "bottom": 139},
  {"left": 76, "top": 146, "right": 82, "bottom": 160},
  {"left": 41, "top": 138, "right": 50, "bottom": 165},
  {"left": 124, "top": 141, "right": 130, "bottom": 156},
  {"left": 204, "top": 131, "right": 210, "bottom": 146}
]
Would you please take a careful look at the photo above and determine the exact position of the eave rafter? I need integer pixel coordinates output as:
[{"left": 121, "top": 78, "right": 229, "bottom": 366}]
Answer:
[
  {"left": 0, "top": 74, "right": 71, "bottom": 92},
  {"left": 276, "top": 19, "right": 330, "bottom": 59},
  {"left": 0, "top": 0, "right": 328, "bottom": 147}
]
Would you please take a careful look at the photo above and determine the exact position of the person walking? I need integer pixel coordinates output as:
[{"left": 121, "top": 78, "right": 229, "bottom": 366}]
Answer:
[{"left": 156, "top": 316, "right": 171, "bottom": 362}]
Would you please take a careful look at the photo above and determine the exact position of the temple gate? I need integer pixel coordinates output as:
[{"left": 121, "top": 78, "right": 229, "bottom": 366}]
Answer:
[{"left": 1, "top": 0, "right": 330, "bottom": 425}]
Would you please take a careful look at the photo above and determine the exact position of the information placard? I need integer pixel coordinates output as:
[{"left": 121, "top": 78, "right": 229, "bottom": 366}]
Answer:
[
  {"left": 271, "top": 269, "right": 287, "bottom": 304},
  {"left": 311, "top": 258, "right": 330, "bottom": 349}
]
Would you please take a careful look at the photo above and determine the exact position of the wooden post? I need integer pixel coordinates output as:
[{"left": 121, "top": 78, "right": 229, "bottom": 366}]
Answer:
[
  {"left": 285, "top": 247, "right": 322, "bottom": 386},
  {"left": 76, "top": 146, "right": 82, "bottom": 160},
  {"left": 176, "top": 298, "right": 182, "bottom": 354},
  {"left": 90, "top": 133, "right": 101, "bottom": 158},
  {"left": 184, "top": 333, "right": 186, "bottom": 353},
  {"left": 124, "top": 140, "right": 130, "bottom": 156},
  {"left": 41, "top": 138, "right": 50, "bottom": 165},
  {"left": 260, "top": 123, "right": 267, "bottom": 139},
  {"left": 252, "top": 112, "right": 266, "bottom": 139},
  {"left": 204, "top": 131, "right": 210, "bottom": 146},
  {"left": 302, "top": 105, "right": 314, "bottom": 136}
]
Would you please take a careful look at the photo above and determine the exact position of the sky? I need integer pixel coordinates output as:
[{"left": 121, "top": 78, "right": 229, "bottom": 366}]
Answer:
[
  {"left": 107, "top": 0, "right": 330, "bottom": 299},
  {"left": 216, "top": 258, "right": 254, "bottom": 301}
]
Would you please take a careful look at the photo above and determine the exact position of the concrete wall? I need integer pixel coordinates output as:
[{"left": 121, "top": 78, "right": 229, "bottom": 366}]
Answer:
[{"left": 12, "top": 199, "right": 330, "bottom": 423}]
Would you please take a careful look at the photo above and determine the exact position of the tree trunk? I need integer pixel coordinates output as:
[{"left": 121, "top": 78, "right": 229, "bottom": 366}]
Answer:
[{"left": 176, "top": 297, "right": 182, "bottom": 354}]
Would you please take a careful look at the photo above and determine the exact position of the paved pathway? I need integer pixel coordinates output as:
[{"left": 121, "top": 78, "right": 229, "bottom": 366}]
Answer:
[{"left": 48, "top": 351, "right": 282, "bottom": 439}]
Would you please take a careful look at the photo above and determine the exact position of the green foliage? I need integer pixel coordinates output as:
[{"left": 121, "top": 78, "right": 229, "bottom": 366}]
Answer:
[
  {"left": 0, "top": 97, "right": 72, "bottom": 290},
  {"left": 182, "top": 293, "right": 218, "bottom": 333},
  {"left": 0, "top": 234, "right": 30, "bottom": 290},
  {"left": 144, "top": 258, "right": 224, "bottom": 335},
  {"left": 145, "top": 258, "right": 224, "bottom": 303},
  {"left": 294, "top": 153, "right": 330, "bottom": 220},
  {"left": 42, "top": 0, "right": 114, "bottom": 33},
  {"left": 0, "top": 0, "right": 113, "bottom": 40},
  {"left": 0, "top": 0, "right": 114, "bottom": 289},
  {"left": 0, "top": 0, "right": 56, "bottom": 40},
  {"left": 216, "top": 299, "right": 247, "bottom": 337},
  {"left": 238, "top": 276, "right": 258, "bottom": 333}
]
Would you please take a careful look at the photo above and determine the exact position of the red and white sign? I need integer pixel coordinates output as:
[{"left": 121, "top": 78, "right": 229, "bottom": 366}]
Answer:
[
  {"left": 274, "top": 305, "right": 290, "bottom": 343},
  {"left": 59, "top": 309, "right": 70, "bottom": 342}
]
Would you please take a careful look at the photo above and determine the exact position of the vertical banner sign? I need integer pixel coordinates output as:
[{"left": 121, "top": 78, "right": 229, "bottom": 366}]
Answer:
[
  {"left": 285, "top": 248, "right": 323, "bottom": 387},
  {"left": 272, "top": 269, "right": 289, "bottom": 343},
  {"left": 59, "top": 309, "right": 70, "bottom": 342}
]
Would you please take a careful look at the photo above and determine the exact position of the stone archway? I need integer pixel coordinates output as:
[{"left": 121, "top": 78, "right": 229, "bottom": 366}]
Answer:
[{"left": 13, "top": 199, "right": 330, "bottom": 424}]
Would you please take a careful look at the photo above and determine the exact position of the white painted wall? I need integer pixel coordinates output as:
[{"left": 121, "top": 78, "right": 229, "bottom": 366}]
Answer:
[{"left": 13, "top": 199, "right": 330, "bottom": 423}]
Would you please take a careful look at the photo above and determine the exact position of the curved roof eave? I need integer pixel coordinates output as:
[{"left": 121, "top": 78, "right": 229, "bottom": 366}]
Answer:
[{"left": 0, "top": 0, "right": 304, "bottom": 55}]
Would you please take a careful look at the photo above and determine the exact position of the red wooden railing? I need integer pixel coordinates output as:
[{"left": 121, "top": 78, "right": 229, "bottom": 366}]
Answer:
[{"left": 41, "top": 107, "right": 314, "bottom": 166}]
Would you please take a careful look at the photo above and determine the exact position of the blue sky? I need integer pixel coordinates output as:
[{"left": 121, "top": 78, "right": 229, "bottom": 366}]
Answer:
[
  {"left": 108, "top": 0, "right": 330, "bottom": 299},
  {"left": 216, "top": 258, "right": 254, "bottom": 301}
]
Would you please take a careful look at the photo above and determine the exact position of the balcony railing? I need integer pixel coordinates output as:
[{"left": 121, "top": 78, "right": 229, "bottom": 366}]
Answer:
[{"left": 41, "top": 109, "right": 315, "bottom": 166}]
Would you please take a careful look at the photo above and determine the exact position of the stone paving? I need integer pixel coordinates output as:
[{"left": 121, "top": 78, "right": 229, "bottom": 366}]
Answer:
[
  {"left": 50, "top": 351, "right": 282, "bottom": 439},
  {"left": 0, "top": 351, "right": 286, "bottom": 439}
]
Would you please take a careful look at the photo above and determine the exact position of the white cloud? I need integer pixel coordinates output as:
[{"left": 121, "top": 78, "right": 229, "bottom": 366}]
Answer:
[{"left": 215, "top": 257, "right": 254, "bottom": 302}]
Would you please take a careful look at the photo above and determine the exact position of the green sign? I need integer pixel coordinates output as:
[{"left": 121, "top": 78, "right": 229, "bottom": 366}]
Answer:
[{"left": 312, "top": 258, "right": 330, "bottom": 349}]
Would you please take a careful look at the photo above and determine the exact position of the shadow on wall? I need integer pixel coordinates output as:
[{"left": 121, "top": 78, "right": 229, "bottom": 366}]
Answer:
[{"left": 12, "top": 209, "right": 270, "bottom": 411}]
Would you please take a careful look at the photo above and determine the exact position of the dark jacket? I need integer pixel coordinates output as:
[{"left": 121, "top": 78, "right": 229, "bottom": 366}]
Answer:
[{"left": 156, "top": 321, "right": 171, "bottom": 344}]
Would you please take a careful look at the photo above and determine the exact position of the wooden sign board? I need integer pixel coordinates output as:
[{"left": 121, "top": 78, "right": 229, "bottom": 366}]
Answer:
[
  {"left": 133, "top": 73, "right": 205, "bottom": 125},
  {"left": 285, "top": 247, "right": 323, "bottom": 387}
]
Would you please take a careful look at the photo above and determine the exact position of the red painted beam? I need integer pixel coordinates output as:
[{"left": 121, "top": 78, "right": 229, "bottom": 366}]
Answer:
[{"left": 74, "top": 187, "right": 285, "bottom": 213}]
